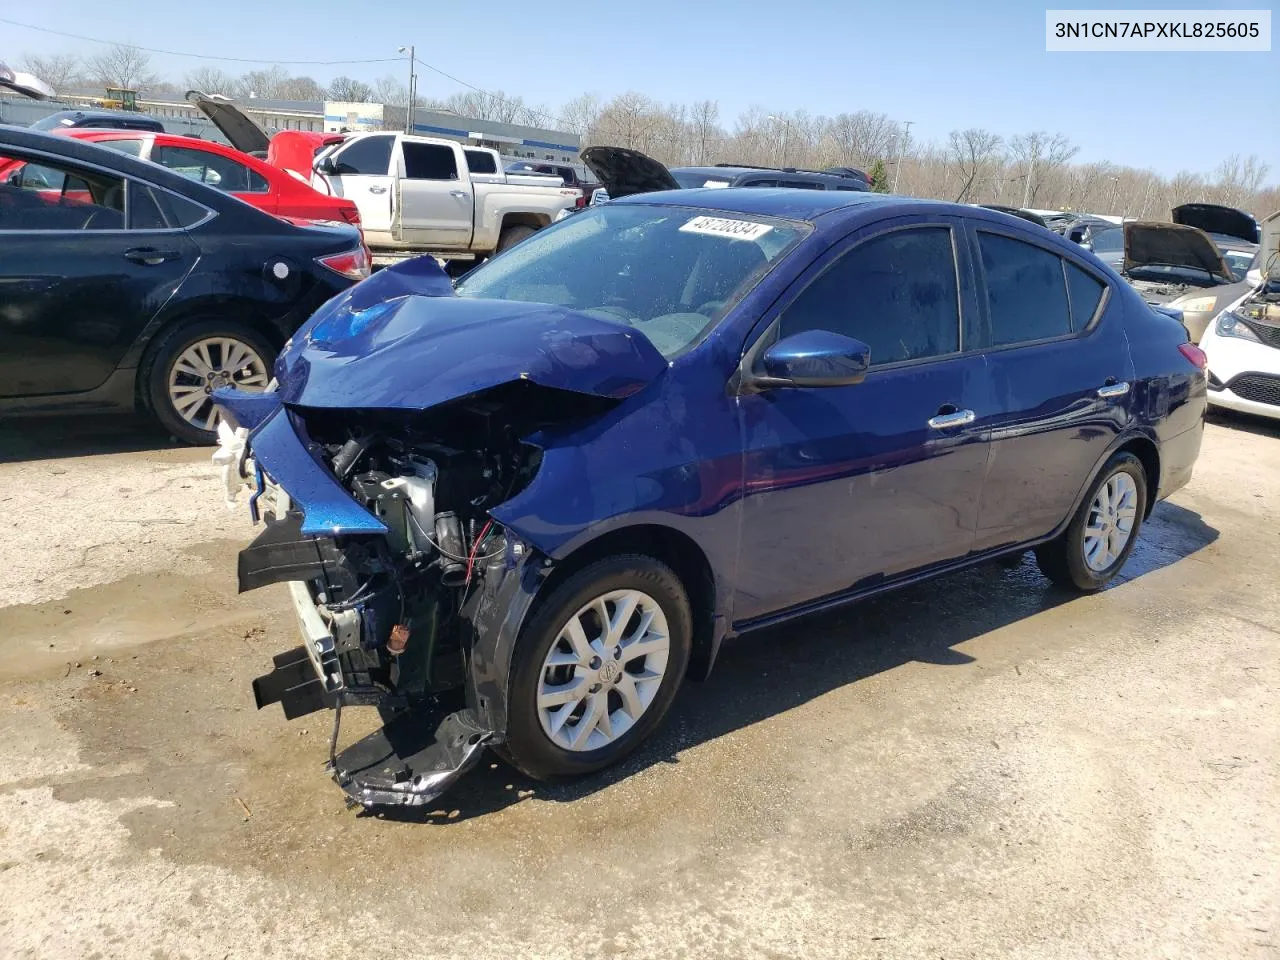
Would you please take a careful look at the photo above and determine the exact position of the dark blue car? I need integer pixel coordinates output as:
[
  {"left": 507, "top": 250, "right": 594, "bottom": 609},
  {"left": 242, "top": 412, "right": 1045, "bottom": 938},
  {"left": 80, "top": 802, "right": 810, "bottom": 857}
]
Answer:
[{"left": 220, "top": 188, "right": 1207, "bottom": 809}]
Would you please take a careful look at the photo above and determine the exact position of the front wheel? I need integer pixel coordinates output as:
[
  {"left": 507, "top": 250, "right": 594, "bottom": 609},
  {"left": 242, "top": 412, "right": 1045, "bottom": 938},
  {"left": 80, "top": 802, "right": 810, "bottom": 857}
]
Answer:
[
  {"left": 504, "top": 555, "right": 692, "bottom": 780},
  {"left": 1035, "top": 452, "right": 1148, "bottom": 592},
  {"left": 143, "top": 319, "right": 275, "bottom": 445}
]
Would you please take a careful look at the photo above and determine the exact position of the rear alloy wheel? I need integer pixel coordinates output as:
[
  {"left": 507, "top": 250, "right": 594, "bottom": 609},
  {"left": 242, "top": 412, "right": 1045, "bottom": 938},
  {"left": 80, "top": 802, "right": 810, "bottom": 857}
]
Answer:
[
  {"left": 497, "top": 224, "right": 536, "bottom": 252},
  {"left": 504, "top": 555, "right": 691, "bottom": 780},
  {"left": 1035, "top": 452, "right": 1147, "bottom": 592},
  {"left": 145, "top": 319, "right": 274, "bottom": 444}
]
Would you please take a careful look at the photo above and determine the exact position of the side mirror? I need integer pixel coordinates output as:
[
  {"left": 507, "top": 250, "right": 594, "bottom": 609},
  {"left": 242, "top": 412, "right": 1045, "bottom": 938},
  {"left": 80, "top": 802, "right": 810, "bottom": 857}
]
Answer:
[
  {"left": 755, "top": 330, "right": 871, "bottom": 388},
  {"left": 315, "top": 156, "right": 338, "bottom": 175}
]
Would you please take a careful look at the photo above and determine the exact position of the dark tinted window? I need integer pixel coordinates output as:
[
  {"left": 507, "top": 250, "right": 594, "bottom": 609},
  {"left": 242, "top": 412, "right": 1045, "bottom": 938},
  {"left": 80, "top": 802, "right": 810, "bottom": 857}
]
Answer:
[
  {"left": 1065, "top": 261, "right": 1105, "bottom": 329},
  {"left": 778, "top": 179, "right": 825, "bottom": 190},
  {"left": 978, "top": 232, "right": 1071, "bottom": 345},
  {"left": 740, "top": 178, "right": 777, "bottom": 188},
  {"left": 779, "top": 227, "right": 961, "bottom": 365},
  {"left": 152, "top": 189, "right": 212, "bottom": 228},
  {"left": 0, "top": 153, "right": 125, "bottom": 230},
  {"left": 464, "top": 149, "right": 497, "bottom": 174},
  {"left": 403, "top": 142, "right": 458, "bottom": 180},
  {"left": 127, "top": 182, "right": 169, "bottom": 229},
  {"left": 331, "top": 135, "right": 394, "bottom": 175}
]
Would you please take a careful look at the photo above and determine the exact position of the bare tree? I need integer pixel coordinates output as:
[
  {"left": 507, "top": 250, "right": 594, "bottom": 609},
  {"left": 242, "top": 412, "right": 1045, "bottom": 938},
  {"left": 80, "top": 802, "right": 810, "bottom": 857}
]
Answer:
[
  {"left": 948, "top": 128, "right": 1003, "bottom": 202},
  {"left": 373, "top": 74, "right": 408, "bottom": 106},
  {"left": 1008, "top": 131, "right": 1078, "bottom": 207},
  {"left": 560, "top": 93, "right": 602, "bottom": 136},
  {"left": 1214, "top": 154, "right": 1271, "bottom": 206},
  {"left": 184, "top": 66, "right": 235, "bottom": 96},
  {"left": 688, "top": 99, "right": 722, "bottom": 164},
  {"left": 19, "top": 52, "right": 84, "bottom": 94},
  {"left": 86, "top": 43, "right": 157, "bottom": 91},
  {"left": 822, "top": 111, "right": 897, "bottom": 170},
  {"left": 327, "top": 76, "right": 373, "bottom": 103}
]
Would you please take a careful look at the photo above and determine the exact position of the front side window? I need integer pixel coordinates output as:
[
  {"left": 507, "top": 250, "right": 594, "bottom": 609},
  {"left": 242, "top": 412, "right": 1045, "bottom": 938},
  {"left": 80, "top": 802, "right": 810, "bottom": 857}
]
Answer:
[
  {"left": 978, "top": 232, "right": 1072, "bottom": 345},
  {"left": 778, "top": 226, "right": 961, "bottom": 366},
  {"left": 403, "top": 143, "right": 459, "bottom": 180},
  {"left": 456, "top": 204, "right": 808, "bottom": 358},
  {"left": 0, "top": 152, "right": 125, "bottom": 230},
  {"left": 152, "top": 146, "right": 266, "bottom": 194},
  {"left": 330, "top": 135, "right": 395, "bottom": 176}
]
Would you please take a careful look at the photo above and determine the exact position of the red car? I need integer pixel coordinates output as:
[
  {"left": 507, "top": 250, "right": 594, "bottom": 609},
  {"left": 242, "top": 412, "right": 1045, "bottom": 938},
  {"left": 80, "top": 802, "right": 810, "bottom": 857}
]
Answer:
[{"left": 49, "top": 129, "right": 362, "bottom": 230}]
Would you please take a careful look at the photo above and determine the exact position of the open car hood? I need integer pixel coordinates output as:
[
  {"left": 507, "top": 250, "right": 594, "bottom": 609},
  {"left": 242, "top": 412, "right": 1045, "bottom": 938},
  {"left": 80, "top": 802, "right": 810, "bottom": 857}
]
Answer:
[
  {"left": 1259, "top": 210, "right": 1280, "bottom": 281},
  {"left": 1123, "top": 221, "right": 1235, "bottom": 282},
  {"left": 0, "top": 63, "right": 55, "bottom": 100},
  {"left": 1172, "top": 203, "right": 1260, "bottom": 245},
  {"left": 185, "top": 90, "right": 271, "bottom": 155},
  {"left": 580, "top": 146, "right": 680, "bottom": 199},
  {"left": 271, "top": 258, "right": 667, "bottom": 412}
]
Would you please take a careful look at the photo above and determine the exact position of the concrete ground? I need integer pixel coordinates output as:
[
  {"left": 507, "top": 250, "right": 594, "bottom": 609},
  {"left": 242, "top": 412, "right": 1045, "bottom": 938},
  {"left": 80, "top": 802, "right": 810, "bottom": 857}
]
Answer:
[{"left": 0, "top": 412, "right": 1276, "bottom": 960}]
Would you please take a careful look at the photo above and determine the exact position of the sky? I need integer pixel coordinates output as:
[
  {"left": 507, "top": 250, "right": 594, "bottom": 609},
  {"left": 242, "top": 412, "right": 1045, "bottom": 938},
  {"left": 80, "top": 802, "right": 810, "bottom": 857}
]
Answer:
[{"left": 3, "top": 0, "right": 1277, "bottom": 183}]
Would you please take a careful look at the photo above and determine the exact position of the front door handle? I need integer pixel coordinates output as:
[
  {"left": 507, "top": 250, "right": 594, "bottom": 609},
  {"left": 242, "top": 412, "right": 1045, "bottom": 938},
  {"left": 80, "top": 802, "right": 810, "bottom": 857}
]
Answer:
[
  {"left": 450, "top": 190, "right": 470, "bottom": 200},
  {"left": 927, "top": 408, "right": 976, "bottom": 430},
  {"left": 124, "top": 247, "right": 180, "bottom": 266},
  {"left": 369, "top": 185, "right": 387, "bottom": 194},
  {"left": 1097, "top": 381, "right": 1131, "bottom": 399}
]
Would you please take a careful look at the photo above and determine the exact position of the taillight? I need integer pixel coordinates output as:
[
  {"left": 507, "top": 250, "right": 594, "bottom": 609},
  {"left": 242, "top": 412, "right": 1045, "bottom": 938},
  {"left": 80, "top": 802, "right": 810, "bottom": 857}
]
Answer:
[
  {"left": 1178, "top": 342, "right": 1207, "bottom": 370},
  {"left": 575, "top": 193, "right": 587, "bottom": 208},
  {"left": 317, "top": 246, "right": 370, "bottom": 281}
]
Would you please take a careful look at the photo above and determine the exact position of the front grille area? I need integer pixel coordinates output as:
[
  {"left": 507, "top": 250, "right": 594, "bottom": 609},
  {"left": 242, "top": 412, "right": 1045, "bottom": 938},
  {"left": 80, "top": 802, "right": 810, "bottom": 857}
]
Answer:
[
  {"left": 1227, "top": 372, "right": 1280, "bottom": 406},
  {"left": 1241, "top": 318, "right": 1280, "bottom": 349}
]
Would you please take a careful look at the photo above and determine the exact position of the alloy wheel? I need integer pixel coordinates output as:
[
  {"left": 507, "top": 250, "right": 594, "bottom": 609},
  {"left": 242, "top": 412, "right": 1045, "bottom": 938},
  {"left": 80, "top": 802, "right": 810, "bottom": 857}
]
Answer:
[
  {"left": 1082, "top": 472, "right": 1139, "bottom": 572},
  {"left": 167, "top": 336, "right": 269, "bottom": 432}
]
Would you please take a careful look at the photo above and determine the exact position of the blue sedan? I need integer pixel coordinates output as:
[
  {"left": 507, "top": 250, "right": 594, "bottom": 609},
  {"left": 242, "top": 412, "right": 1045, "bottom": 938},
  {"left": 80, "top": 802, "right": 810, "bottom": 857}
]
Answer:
[{"left": 219, "top": 188, "right": 1208, "bottom": 809}]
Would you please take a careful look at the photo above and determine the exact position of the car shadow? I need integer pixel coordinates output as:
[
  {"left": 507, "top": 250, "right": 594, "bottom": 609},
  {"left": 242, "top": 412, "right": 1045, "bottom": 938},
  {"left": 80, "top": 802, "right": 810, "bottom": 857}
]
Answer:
[
  {"left": 0, "top": 413, "right": 180, "bottom": 464},
  {"left": 369, "top": 500, "right": 1218, "bottom": 824},
  {"left": 1206, "top": 407, "right": 1280, "bottom": 439}
]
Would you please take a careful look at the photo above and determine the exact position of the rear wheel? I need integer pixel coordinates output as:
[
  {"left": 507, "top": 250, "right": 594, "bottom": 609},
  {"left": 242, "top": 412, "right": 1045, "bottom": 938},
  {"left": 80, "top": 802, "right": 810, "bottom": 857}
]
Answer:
[
  {"left": 143, "top": 318, "right": 274, "bottom": 445},
  {"left": 497, "top": 224, "right": 537, "bottom": 252},
  {"left": 504, "top": 555, "right": 692, "bottom": 780},
  {"left": 1035, "top": 452, "right": 1147, "bottom": 592}
]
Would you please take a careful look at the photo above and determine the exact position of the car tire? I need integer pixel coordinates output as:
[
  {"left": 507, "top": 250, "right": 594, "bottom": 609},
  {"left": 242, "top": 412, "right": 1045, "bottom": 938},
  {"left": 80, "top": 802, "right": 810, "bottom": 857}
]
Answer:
[
  {"left": 1034, "top": 452, "right": 1148, "bottom": 592},
  {"left": 497, "top": 224, "right": 537, "bottom": 253},
  {"left": 503, "top": 554, "right": 692, "bottom": 781},
  {"left": 142, "top": 318, "right": 275, "bottom": 445}
]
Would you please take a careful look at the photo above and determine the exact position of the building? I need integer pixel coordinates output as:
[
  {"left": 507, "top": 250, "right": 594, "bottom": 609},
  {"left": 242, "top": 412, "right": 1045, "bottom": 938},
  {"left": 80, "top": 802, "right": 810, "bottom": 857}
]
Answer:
[{"left": 2, "top": 88, "right": 580, "bottom": 164}]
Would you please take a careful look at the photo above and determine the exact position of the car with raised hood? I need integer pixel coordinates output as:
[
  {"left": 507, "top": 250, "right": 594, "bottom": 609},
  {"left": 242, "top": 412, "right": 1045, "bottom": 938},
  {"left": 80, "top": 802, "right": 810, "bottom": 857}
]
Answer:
[
  {"left": 187, "top": 91, "right": 580, "bottom": 265},
  {"left": 0, "top": 62, "right": 55, "bottom": 100},
  {"left": 51, "top": 127, "right": 363, "bottom": 230},
  {"left": 1113, "top": 203, "right": 1261, "bottom": 341},
  {"left": 0, "top": 125, "right": 368, "bottom": 444},
  {"left": 1199, "top": 210, "right": 1280, "bottom": 419},
  {"left": 214, "top": 187, "right": 1207, "bottom": 810}
]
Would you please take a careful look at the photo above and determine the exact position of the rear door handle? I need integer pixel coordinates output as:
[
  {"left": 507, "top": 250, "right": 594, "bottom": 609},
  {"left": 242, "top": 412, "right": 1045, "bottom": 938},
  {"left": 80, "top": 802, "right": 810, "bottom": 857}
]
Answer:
[
  {"left": 1097, "top": 381, "right": 1131, "bottom": 399},
  {"left": 369, "top": 185, "right": 387, "bottom": 194},
  {"left": 124, "top": 247, "right": 180, "bottom": 266},
  {"left": 450, "top": 190, "right": 470, "bottom": 200},
  {"left": 927, "top": 409, "right": 976, "bottom": 430}
]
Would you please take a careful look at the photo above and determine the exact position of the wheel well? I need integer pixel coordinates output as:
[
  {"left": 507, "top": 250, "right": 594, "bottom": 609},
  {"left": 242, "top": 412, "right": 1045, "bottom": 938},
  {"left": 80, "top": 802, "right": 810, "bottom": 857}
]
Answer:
[
  {"left": 133, "top": 306, "right": 287, "bottom": 413},
  {"left": 1117, "top": 436, "right": 1160, "bottom": 517},
  {"left": 533, "top": 525, "right": 717, "bottom": 679},
  {"left": 499, "top": 213, "right": 549, "bottom": 234}
]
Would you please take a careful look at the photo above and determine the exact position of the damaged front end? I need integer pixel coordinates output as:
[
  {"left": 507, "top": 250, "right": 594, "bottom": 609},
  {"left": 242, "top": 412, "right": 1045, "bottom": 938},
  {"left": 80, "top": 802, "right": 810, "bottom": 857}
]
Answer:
[{"left": 214, "top": 258, "right": 666, "bottom": 809}]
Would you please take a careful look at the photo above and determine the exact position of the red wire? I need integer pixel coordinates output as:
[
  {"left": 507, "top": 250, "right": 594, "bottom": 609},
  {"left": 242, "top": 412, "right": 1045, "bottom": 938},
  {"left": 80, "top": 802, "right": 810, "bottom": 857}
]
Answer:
[{"left": 464, "top": 519, "right": 494, "bottom": 585}]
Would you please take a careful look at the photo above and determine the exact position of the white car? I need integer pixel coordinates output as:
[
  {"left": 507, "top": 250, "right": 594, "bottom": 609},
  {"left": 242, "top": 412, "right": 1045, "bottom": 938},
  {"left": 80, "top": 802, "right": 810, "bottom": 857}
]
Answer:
[{"left": 1200, "top": 211, "right": 1280, "bottom": 419}]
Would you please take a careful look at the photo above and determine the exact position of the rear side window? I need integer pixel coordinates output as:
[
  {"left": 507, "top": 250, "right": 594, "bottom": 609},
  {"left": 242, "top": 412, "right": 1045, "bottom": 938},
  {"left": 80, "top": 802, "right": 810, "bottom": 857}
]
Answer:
[
  {"left": 331, "top": 135, "right": 394, "bottom": 175},
  {"left": 1065, "top": 261, "right": 1105, "bottom": 329},
  {"left": 152, "top": 190, "right": 212, "bottom": 228},
  {"left": 464, "top": 149, "right": 497, "bottom": 174},
  {"left": 740, "top": 178, "right": 777, "bottom": 188},
  {"left": 127, "top": 182, "right": 169, "bottom": 229},
  {"left": 778, "top": 179, "right": 825, "bottom": 190},
  {"left": 152, "top": 145, "right": 267, "bottom": 194},
  {"left": 403, "top": 142, "right": 458, "bottom": 180},
  {"left": 779, "top": 226, "right": 961, "bottom": 366},
  {"left": 95, "top": 139, "right": 145, "bottom": 158},
  {"left": 978, "top": 232, "right": 1071, "bottom": 346}
]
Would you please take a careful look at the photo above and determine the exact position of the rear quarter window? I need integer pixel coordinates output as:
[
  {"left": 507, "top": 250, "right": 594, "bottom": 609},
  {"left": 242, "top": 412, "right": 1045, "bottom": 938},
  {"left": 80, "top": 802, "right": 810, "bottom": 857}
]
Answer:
[
  {"left": 1065, "top": 261, "right": 1106, "bottom": 329},
  {"left": 978, "top": 231, "right": 1072, "bottom": 345}
]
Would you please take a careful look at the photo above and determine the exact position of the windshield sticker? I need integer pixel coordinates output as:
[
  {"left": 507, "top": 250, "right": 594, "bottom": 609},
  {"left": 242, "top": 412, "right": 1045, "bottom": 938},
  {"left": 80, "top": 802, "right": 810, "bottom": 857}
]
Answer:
[
  {"left": 703, "top": 180, "right": 730, "bottom": 188},
  {"left": 680, "top": 215, "right": 772, "bottom": 242}
]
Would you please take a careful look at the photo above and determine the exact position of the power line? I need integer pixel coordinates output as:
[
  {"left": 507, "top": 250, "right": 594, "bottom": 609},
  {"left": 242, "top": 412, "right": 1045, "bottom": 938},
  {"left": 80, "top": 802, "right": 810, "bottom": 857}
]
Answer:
[{"left": 0, "top": 17, "right": 402, "bottom": 65}]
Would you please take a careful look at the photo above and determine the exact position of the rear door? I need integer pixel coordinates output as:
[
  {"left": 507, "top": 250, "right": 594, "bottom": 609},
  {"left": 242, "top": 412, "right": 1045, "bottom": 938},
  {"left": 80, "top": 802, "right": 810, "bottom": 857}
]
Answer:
[
  {"left": 320, "top": 134, "right": 396, "bottom": 234},
  {"left": 0, "top": 149, "right": 197, "bottom": 398},
  {"left": 394, "top": 139, "right": 473, "bottom": 247},
  {"left": 966, "top": 222, "right": 1133, "bottom": 550},
  {"left": 733, "top": 217, "right": 990, "bottom": 622}
]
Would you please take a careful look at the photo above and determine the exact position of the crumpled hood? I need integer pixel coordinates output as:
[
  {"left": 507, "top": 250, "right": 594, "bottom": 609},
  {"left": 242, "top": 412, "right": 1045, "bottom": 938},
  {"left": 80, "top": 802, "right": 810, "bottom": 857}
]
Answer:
[
  {"left": 1123, "top": 221, "right": 1234, "bottom": 282},
  {"left": 273, "top": 259, "right": 667, "bottom": 412},
  {"left": 1172, "top": 203, "right": 1259, "bottom": 245}
]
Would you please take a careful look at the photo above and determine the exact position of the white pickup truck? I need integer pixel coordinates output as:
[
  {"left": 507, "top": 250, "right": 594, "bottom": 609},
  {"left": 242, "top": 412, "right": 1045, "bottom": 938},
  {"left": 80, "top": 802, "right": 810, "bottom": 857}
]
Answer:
[{"left": 313, "top": 134, "right": 579, "bottom": 264}]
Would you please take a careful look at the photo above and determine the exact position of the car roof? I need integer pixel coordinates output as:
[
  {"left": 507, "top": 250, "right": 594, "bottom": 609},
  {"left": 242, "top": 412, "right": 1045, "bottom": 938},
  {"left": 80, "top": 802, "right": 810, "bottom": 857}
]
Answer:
[
  {"left": 613, "top": 187, "right": 928, "bottom": 221},
  {"left": 1207, "top": 232, "right": 1258, "bottom": 252},
  {"left": 43, "top": 108, "right": 155, "bottom": 121},
  {"left": 673, "top": 165, "right": 834, "bottom": 180}
]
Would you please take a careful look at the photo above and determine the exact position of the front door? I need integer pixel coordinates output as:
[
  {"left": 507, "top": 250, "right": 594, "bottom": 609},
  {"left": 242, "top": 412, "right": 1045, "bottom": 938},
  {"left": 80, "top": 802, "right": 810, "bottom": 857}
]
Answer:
[
  {"left": 0, "top": 151, "right": 196, "bottom": 398},
  {"left": 319, "top": 134, "right": 396, "bottom": 236},
  {"left": 733, "top": 219, "right": 990, "bottom": 624},
  {"left": 966, "top": 225, "right": 1135, "bottom": 549},
  {"left": 394, "top": 140, "right": 473, "bottom": 248}
]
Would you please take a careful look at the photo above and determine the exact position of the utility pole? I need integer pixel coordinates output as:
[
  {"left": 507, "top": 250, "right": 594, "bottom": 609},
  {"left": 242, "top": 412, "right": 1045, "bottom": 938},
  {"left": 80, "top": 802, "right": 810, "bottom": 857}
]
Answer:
[
  {"left": 398, "top": 45, "right": 416, "bottom": 133},
  {"left": 892, "top": 120, "right": 913, "bottom": 193},
  {"left": 1022, "top": 162, "right": 1034, "bottom": 207}
]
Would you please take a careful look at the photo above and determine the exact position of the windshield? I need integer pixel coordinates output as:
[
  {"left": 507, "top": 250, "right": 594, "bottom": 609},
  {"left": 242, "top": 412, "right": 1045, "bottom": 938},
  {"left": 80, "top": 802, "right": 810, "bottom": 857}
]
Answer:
[
  {"left": 1221, "top": 248, "right": 1254, "bottom": 282},
  {"left": 672, "top": 170, "right": 731, "bottom": 189},
  {"left": 30, "top": 114, "right": 72, "bottom": 131},
  {"left": 1090, "top": 227, "right": 1123, "bottom": 253},
  {"left": 455, "top": 204, "right": 808, "bottom": 358}
]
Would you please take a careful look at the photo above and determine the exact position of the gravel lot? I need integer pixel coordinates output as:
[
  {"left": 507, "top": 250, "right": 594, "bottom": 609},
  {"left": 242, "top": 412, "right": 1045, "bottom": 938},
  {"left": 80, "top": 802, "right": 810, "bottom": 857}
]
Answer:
[{"left": 0, "top": 412, "right": 1276, "bottom": 960}]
